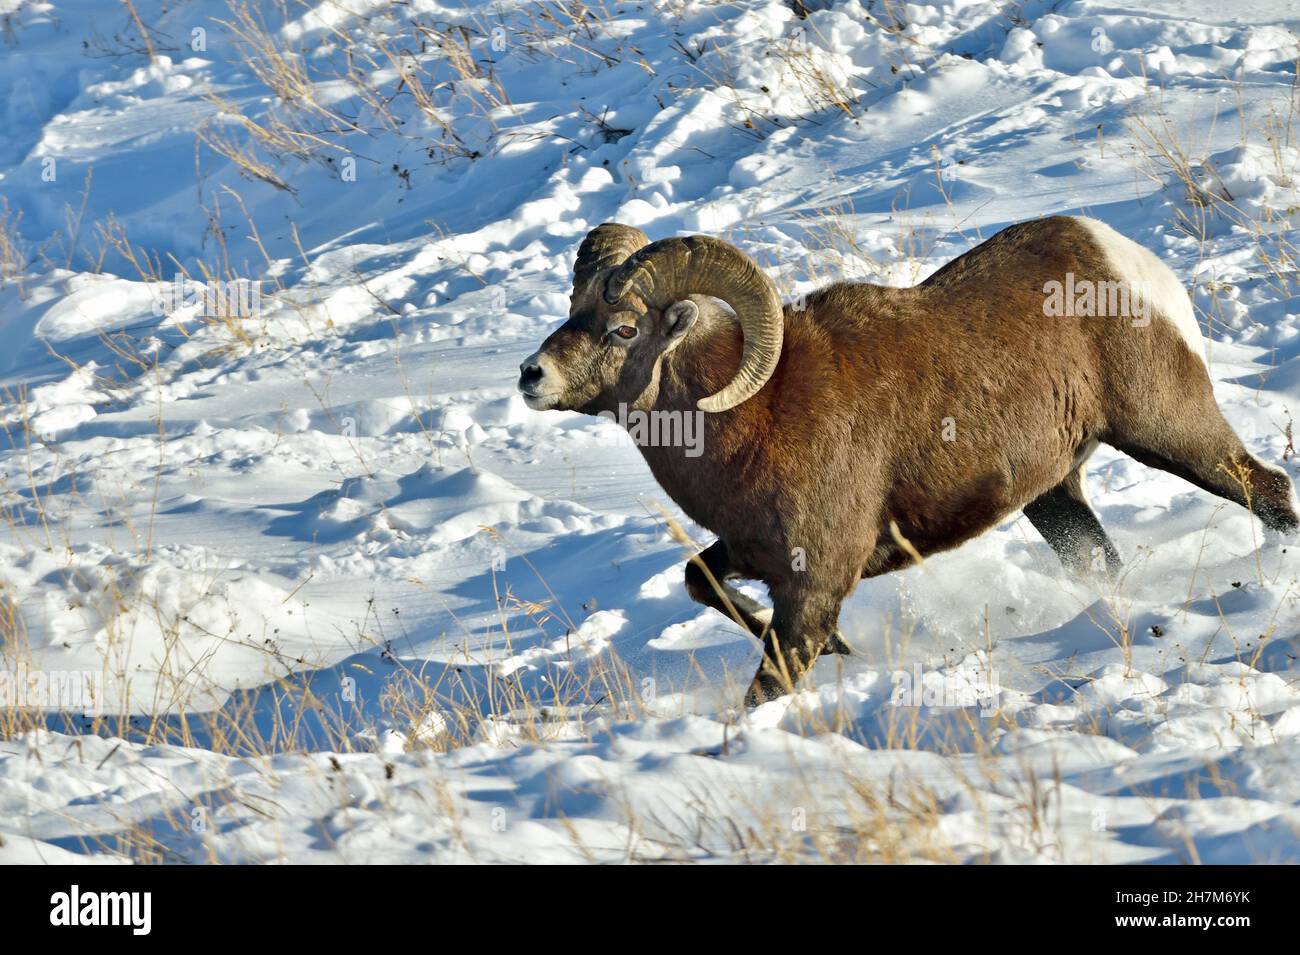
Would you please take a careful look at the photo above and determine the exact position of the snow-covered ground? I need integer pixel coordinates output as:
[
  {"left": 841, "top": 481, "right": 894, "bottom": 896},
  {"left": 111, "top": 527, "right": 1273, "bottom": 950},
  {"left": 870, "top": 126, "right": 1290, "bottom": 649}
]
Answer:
[{"left": 2, "top": 0, "right": 1300, "bottom": 863}]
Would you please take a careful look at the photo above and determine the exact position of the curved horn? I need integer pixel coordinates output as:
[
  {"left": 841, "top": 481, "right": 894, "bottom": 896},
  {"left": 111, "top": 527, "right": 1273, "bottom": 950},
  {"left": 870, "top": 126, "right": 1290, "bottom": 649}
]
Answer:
[
  {"left": 606, "top": 236, "right": 783, "bottom": 413},
  {"left": 572, "top": 223, "right": 650, "bottom": 294}
]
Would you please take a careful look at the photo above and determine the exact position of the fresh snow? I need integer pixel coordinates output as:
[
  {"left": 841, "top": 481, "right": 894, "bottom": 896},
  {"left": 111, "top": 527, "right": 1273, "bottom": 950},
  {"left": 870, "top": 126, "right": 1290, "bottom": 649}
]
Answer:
[{"left": 1, "top": 0, "right": 1300, "bottom": 863}]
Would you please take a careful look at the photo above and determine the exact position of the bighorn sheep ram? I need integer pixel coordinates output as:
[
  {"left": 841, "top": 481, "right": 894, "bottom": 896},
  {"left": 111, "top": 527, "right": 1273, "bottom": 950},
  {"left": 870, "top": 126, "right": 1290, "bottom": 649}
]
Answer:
[{"left": 518, "top": 216, "right": 1298, "bottom": 706}]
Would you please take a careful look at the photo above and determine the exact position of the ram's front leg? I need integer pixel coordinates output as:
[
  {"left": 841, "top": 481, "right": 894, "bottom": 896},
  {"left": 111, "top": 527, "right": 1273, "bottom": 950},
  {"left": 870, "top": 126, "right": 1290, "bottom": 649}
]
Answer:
[
  {"left": 743, "top": 583, "right": 845, "bottom": 707},
  {"left": 686, "top": 541, "right": 853, "bottom": 655},
  {"left": 684, "top": 540, "right": 774, "bottom": 636}
]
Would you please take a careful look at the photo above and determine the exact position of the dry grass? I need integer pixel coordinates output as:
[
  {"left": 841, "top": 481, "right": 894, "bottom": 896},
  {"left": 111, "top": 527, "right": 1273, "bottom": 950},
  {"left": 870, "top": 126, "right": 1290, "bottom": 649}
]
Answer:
[
  {"left": 0, "top": 198, "right": 29, "bottom": 298},
  {"left": 194, "top": 0, "right": 633, "bottom": 184},
  {"left": 1126, "top": 65, "right": 1300, "bottom": 333}
]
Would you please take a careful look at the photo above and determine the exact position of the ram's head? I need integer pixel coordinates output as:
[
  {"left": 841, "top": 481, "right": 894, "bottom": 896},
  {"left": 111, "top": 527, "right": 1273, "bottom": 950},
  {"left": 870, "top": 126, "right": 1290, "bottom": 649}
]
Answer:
[{"left": 518, "top": 225, "right": 784, "bottom": 414}]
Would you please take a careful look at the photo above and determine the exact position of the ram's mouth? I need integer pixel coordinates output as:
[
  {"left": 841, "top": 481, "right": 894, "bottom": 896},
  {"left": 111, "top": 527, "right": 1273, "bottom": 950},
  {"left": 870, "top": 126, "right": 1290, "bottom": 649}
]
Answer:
[{"left": 520, "top": 388, "right": 561, "bottom": 410}]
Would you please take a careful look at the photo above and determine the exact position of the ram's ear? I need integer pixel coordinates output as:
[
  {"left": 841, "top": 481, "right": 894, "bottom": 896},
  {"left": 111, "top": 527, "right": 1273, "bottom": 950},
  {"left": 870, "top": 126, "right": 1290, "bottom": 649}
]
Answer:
[{"left": 663, "top": 300, "right": 699, "bottom": 345}]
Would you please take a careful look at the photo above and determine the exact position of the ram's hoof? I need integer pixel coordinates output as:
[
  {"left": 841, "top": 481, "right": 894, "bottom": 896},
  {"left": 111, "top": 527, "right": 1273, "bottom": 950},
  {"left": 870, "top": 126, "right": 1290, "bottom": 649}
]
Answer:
[
  {"left": 824, "top": 630, "right": 853, "bottom": 655},
  {"left": 743, "top": 675, "right": 783, "bottom": 708}
]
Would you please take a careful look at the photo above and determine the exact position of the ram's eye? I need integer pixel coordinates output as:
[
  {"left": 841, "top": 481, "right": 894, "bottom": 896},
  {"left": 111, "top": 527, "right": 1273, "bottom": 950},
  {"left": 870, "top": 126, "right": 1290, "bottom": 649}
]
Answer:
[{"left": 613, "top": 325, "right": 638, "bottom": 340}]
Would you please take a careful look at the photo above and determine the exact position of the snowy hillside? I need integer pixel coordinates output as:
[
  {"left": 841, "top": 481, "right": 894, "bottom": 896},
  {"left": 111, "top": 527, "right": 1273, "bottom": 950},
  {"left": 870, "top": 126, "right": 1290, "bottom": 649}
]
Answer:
[{"left": 2, "top": 0, "right": 1300, "bottom": 863}]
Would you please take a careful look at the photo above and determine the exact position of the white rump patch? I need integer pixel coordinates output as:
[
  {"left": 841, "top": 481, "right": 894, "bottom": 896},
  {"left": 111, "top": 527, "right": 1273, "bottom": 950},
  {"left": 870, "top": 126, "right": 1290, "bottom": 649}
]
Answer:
[{"left": 1071, "top": 217, "right": 1206, "bottom": 368}]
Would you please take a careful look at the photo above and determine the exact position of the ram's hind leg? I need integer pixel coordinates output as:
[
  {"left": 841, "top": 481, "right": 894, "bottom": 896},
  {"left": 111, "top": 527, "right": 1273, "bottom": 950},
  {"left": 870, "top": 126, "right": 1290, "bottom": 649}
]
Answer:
[
  {"left": 1024, "top": 458, "right": 1122, "bottom": 575},
  {"left": 1109, "top": 371, "right": 1298, "bottom": 534},
  {"left": 684, "top": 541, "right": 852, "bottom": 655},
  {"left": 1118, "top": 428, "right": 1298, "bottom": 533}
]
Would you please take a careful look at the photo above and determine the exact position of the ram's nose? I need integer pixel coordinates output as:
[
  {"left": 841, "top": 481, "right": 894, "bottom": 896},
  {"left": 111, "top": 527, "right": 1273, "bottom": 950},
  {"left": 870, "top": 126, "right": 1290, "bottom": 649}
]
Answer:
[
  {"left": 517, "top": 350, "right": 559, "bottom": 409},
  {"left": 518, "top": 358, "right": 544, "bottom": 391}
]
